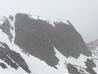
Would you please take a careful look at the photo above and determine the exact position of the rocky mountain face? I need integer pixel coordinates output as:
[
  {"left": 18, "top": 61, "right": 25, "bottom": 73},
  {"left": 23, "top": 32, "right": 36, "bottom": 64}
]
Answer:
[{"left": 0, "top": 13, "right": 97, "bottom": 74}]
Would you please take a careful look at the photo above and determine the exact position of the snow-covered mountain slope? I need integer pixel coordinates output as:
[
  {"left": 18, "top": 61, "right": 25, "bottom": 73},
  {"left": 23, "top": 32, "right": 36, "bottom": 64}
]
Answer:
[{"left": 0, "top": 13, "right": 97, "bottom": 74}]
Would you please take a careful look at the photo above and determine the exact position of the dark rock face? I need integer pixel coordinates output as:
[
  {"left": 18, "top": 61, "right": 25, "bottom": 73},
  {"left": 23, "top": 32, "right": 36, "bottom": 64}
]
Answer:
[
  {"left": 66, "top": 63, "right": 81, "bottom": 74},
  {"left": 85, "top": 59, "right": 97, "bottom": 74},
  {"left": 14, "top": 13, "right": 59, "bottom": 68},
  {"left": 0, "top": 63, "right": 7, "bottom": 69},
  {"left": 14, "top": 13, "right": 91, "bottom": 68},
  {"left": 66, "top": 59, "right": 97, "bottom": 74},
  {"left": 85, "top": 59, "right": 96, "bottom": 68},
  {"left": 0, "top": 42, "right": 31, "bottom": 73},
  {"left": 51, "top": 22, "right": 91, "bottom": 58}
]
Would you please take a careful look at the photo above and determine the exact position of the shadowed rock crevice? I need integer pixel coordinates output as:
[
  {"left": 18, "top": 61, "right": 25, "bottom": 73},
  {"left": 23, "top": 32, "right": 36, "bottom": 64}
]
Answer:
[
  {"left": 14, "top": 13, "right": 91, "bottom": 68},
  {"left": 0, "top": 42, "right": 31, "bottom": 73}
]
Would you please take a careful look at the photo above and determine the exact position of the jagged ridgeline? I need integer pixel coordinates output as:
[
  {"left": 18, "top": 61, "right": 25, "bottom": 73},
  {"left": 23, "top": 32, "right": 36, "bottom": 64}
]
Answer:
[{"left": 14, "top": 13, "right": 91, "bottom": 68}]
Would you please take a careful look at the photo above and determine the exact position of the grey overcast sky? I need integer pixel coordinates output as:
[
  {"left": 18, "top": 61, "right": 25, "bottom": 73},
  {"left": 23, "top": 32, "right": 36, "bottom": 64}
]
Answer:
[{"left": 0, "top": 0, "right": 98, "bottom": 42}]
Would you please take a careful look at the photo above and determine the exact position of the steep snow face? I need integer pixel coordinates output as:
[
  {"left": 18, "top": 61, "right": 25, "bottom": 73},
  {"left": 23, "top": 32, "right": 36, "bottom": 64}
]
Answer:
[{"left": 0, "top": 13, "right": 97, "bottom": 74}]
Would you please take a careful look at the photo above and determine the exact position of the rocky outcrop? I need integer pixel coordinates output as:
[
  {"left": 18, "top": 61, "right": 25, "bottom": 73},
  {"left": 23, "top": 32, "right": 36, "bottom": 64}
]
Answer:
[
  {"left": 66, "top": 58, "right": 97, "bottom": 74},
  {"left": 0, "top": 17, "right": 13, "bottom": 42},
  {"left": 51, "top": 21, "right": 91, "bottom": 58},
  {"left": 14, "top": 13, "right": 59, "bottom": 68},
  {"left": 0, "top": 42, "right": 31, "bottom": 73},
  {"left": 85, "top": 59, "right": 96, "bottom": 74},
  {"left": 0, "top": 63, "right": 7, "bottom": 69}
]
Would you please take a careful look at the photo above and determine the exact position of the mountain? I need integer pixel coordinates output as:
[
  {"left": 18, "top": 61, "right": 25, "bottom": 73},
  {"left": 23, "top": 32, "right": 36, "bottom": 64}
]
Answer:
[
  {"left": 0, "top": 13, "right": 97, "bottom": 74},
  {"left": 87, "top": 39, "right": 98, "bottom": 50}
]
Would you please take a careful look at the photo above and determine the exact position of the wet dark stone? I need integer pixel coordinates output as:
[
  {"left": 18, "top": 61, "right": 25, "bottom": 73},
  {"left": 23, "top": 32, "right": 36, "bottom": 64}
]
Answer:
[
  {"left": 0, "top": 42, "right": 31, "bottom": 73},
  {"left": 0, "top": 63, "right": 7, "bottom": 69}
]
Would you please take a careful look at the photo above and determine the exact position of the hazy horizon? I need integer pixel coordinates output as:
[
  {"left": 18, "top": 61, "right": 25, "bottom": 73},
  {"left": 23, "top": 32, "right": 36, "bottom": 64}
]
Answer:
[{"left": 0, "top": 0, "right": 98, "bottom": 42}]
